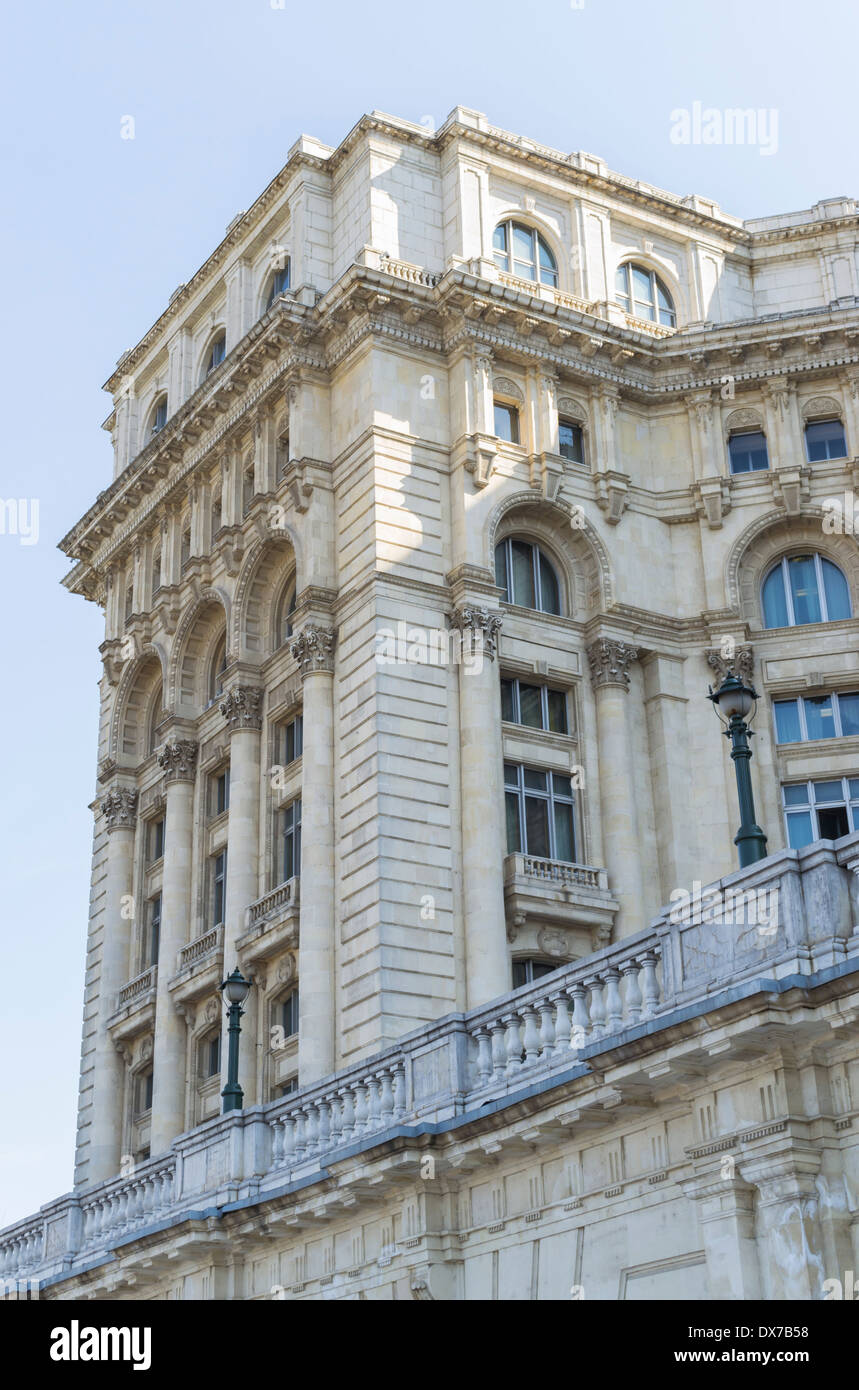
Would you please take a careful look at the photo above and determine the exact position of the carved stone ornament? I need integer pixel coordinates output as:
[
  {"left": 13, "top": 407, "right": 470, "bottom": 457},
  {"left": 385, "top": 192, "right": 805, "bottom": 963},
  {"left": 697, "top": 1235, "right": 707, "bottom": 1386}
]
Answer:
[
  {"left": 276, "top": 953, "right": 297, "bottom": 986},
  {"left": 802, "top": 395, "right": 842, "bottom": 421},
  {"left": 291, "top": 623, "right": 336, "bottom": 676},
  {"left": 493, "top": 375, "right": 524, "bottom": 404},
  {"left": 725, "top": 407, "right": 763, "bottom": 433},
  {"left": 101, "top": 786, "right": 139, "bottom": 832},
  {"left": 587, "top": 638, "right": 639, "bottom": 691},
  {"left": 537, "top": 928, "right": 569, "bottom": 959},
  {"left": 157, "top": 739, "right": 199, "bottom": 783},
  {"left": 220, "top": 685, "right": 263, "bottom": 731},
  {"left": 706, "top": 646, "right": 754, "bottom": 688},
  {"left": 449, "top": 606, "right": 503, "bottom": 663}
]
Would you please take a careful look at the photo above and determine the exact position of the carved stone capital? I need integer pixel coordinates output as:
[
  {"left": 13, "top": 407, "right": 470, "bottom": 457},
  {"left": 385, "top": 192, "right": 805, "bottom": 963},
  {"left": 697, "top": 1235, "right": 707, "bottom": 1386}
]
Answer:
[
  {"left": 291, "top": 623, "right": 336, "bottom": 676},
  {"left": 706, "top": 645, "right": 754, "bottom": 687},
  {"left": 587, "top": 638, "right": 639, "bottom": 691},
  {"left": 220, "top": 685, "right": 263, "bottom": 731},
  {"left": 157, "top": 739, "right": 199, "bottom": 783},
  {"left": 449, "top": 605, "right": 503, "bottom": 662},
  {"left": 101, "top": 787, "right": 139, "bottom": 833}
]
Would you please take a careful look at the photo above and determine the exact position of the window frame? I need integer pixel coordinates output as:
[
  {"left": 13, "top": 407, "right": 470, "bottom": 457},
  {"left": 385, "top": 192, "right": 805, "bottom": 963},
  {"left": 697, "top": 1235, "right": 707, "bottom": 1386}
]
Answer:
[
  {"left": 149, "top": 394, "right": 168, "bottom": 438},
  {"left": 512, "top": 958, "right": 561, "bottom": 989},
  {"left": 279, "top": 713, "right": 304, "bottom": 766},
  {"left": 148, "top": 817, "right": 165, "bottom": 864},
  {"left": 495, "top": 537, "right": 563, "bottom": 616},
  {"left": 212, "top": 766, "right": 231, "bottom": 817},
  {"left": 211, "top": 849, "right": 227, "bottom": 928},
  {"left": 504, "top": 762, "right": 578, "bottom": 864},
  {"left": 804, "top": 417, "right": 847, "bottom": 462},
  {"left": 146, "top": 892, "right": 161, "bottom": 967},
  {"left": 492, "top": 220, "right": 558, "bottom": 288},
  {"left": 493, "top": 399, "right": 521, "bottom": 445},
  {"left": 728, "top": 429, "right": 769, "bottom": 475},
  {"left": 134, "top": 1067, "right": 154, "bottom": 1116},
  {"left": 266, "top": 259, "right": 292, "bottom": 309},
  {"left": 201, "top": 332, "right": 226, "bottom": 382},
  {"left": 782, "top": 777, "right": 859, "bottom": 848},
  {"left": 558, "top": 417, "right": 585, "bottom": 465},
  {"left": 501, "top": 677, "right": 569, "bottom": 735},
  {"left": 208, "top": 634, "right": 228, "bottom": 705},
  {"left": 762, "top": 553, "right": 852, "bottom": 629},
  {"left": 281, "top": 797, "right": 302, "bottom": 882},
  {"left": 614, "top": 262, "right": 676, "bottom": 327},
  {"left": 773, "top": 690, "right": 859, "bottom": 745}
]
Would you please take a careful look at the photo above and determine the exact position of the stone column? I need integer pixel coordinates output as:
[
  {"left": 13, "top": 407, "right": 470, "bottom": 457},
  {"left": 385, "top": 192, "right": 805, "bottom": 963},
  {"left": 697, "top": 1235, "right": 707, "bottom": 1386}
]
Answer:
[
  {"left": 89, "top": 786, "right": 138, "bottom": 1183},
  {"left": 451, "top": 605, "right": 509, "bottom": 1006},
  {"left": 740, "top": 1147, "right": 826, "bottom": 1299},
  {"left": 219, "top": 685, "right": 262, "bottom": 1106},
  {"left": 587, "top": 638, "right": 645, "bottom": 938},
  {"left": 292, "top": 624, "right": 337, "bottom": 1085},
  {"left": 682, "top": 1169, "right": 762, "bottom": 1299},
  {"left": 150, "top": 739, "right": 198, "bottom": 1156}
]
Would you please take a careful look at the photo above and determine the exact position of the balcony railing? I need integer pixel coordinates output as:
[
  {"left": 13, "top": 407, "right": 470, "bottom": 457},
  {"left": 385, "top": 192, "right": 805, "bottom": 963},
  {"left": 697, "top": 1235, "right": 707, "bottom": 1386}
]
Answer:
[
  {"left": 517, "top": 855, "right": 603, "bottom": 890},
  {"left": 378, "top": 254, "right": 440, "bottom": 288},
  {"left": 117, "top": 966, "right": 157, "bottom": 1009},
  {"left": 177, "top": 925, "right": 223, "bottom": 971},
  {"left": 247, "top": 878, "right": 298, "bottom": 930}
]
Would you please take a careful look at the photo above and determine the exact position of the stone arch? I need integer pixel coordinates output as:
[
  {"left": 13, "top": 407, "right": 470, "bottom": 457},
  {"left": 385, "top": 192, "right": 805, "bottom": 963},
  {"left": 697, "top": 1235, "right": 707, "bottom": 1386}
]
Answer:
[
  {"left": 727, "top": 508, "right": 859, "bottom": 628},
  {"left": 725, "top": 406, "right": 765, "bottom": 434},
  {"left": 557, "top": 394, "right": 589, "bottom": 424},
  {"left": 232, "top": 531, "right": 300, "bottom": 659},
  {"left": 612, "top": 250, "right": 685, "bottom": 325},
  {"left": 168, "top": 590, "right": 231, "bottom": 713},
  {"left": 490, "top": 209, "right": 566, "bottom": 290},
  {"left": 801, "top": 394, "right": 843, "bottom": 421},
  {"left": 111, "top": 646, "right": 168, "bottom": 764},
  {"left": 493, "top": 374, "right": 524, "bottom": 403},
  {"left": 487, "top": 489, "right": 613, "bottom": 618}
]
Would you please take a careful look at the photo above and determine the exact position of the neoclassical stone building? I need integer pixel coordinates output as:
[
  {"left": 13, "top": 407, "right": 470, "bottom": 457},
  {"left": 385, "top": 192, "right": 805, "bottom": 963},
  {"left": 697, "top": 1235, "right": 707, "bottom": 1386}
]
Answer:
[{"left": 3, "top": 107, "right": 859, "bottom": 1301}]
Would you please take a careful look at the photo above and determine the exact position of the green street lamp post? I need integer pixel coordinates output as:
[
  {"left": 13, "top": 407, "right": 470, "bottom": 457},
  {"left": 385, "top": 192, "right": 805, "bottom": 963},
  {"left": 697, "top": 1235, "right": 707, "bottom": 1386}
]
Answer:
[
  {"left": 708, "top": 671, "right": 768, "bottom": 869},
  {"left": 220, "top": 968, "right": 252, "bottom": 1114}
]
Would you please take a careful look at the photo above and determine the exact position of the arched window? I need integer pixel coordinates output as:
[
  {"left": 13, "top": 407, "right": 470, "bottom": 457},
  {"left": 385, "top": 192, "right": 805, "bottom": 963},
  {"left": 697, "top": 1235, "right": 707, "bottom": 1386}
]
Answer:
[
  {"left": 209, "top": 634, "right": 227, "bottom": 703},
  {"left": 762, "top": 554, "right": 852, "bottom": 629},
  {"left": 266, "top": 259, "right": 291, "bottom": 308},
  {"left": 495, "top": 539, "right": 562, "bottom": 615},
  {"left": 275, "top": 580, "right": 297, "bottom": 648},
  {"left": 615, "top": 263, "right": 676, "bottom": 327},
  {"left": 148, "top": 393, "right": 168, "bottom": 438},
  {"left": 493, "top": 221, "right": 558, "bottom": 288},
  {"left": 201, "top": 332, "right": 226, "bottom": 382}
]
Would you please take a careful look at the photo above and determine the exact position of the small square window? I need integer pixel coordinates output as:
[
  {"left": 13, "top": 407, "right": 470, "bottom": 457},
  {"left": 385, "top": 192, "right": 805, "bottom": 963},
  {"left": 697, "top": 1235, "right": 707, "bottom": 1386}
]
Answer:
[
  {"left": 805, "top": 418, "right": 846, "bottom": 462},
  {"left": 494, "top": 401, "right": 520, "bottom": 444},
  {"left": 729, "top": 431, "right": 768, "bottom": 474}
]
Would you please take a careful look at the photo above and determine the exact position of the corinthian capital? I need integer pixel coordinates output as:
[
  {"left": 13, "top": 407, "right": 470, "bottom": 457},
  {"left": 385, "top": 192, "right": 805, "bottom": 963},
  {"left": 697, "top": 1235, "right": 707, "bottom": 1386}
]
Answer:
[
  {"left": 158, "top": 739, "right": 199, "bottom": 783},
  {"left": 220, "top": 685, "right": 263, "bottom": 731},
  {"left": 101, "top": 787, "right": 139, "bottom": 833},
  {"left": 291, "top": 623, "right": 336, "bottom": 676},
  {"left": 450, "top": 605, "right": 503, "bottom": 662},
  {"left": 706, "top": 645, "right": 754, "bottom": 687},
  {"left": 587, "top": 638, "right": 639, "bottom": 691}
]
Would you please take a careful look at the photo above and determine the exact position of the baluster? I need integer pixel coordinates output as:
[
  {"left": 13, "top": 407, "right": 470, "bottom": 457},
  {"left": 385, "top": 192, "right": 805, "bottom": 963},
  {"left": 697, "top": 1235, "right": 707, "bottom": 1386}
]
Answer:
[
  {"left": 126, "top": 1182, "right": 140, "bottom": 1228},
  {"left": 639, "top": 950, "right": 661, "bottom": 1017},
  {"left": 504, "top": 1013, "right": 523, "bottom": 1076},
  {"left": 304, "top": 1104, "right": 319, "bottom": 1155},
  {"left": 474, "top": 1028, "right": 493, "bottom": 1088},
  {"left": 294, "top": 1109, "right": 307, "bottom": 1159},
  {"left": 378, "top": 1071, "right": 394, "bottom": 1127},
  {"left": 159, "top": 1169, "right": 174, "bottom": 1212},
  {"left": 392, "top": 1064, "right": 406, "bottom": 1121},
  {"left": 352, "top": 1083, "right": 368, "bottom": 1135},
  {"left": 604, "top": 967, "right": 623, "bottom": 1032},
  {"left": 552, "top": 990, "right": 573, "bottom": 1057},
  {"left": 339, "top": 1087, "right": 355, "bottom": 1142},
  {"left": 82, "top": 1205, "right": 93, "bottom": 1245},
  {"left": 317, "top": 1099, "right": 331, "bottom": 1151},
  {"left": 522, "top": 1006, "right": 541, "bottom": 1066},
  {"left": 538, "top": 1000, "right": 556, "bottom": 1059},
  {"left": 271, "top": 1117, "right": 284, "bottom": 1166},
  {"left": 281, "top": 1114, "right": 297, "bottom": 1165},
  {"left": 365, "top": 1079, "right": 381, "bottom": 1132},
  {"left": 328, "top": 1094, "right": 342, "bottom": 1145},
  {"left": 490, "top": 1020, "right": 507, "bottom": 1081},
  {"left": 622, "top": 960, "right": 643, "bottom": 1025},
  {"left": 587, "top": 977, "right": 606, "bottom": 1039}
]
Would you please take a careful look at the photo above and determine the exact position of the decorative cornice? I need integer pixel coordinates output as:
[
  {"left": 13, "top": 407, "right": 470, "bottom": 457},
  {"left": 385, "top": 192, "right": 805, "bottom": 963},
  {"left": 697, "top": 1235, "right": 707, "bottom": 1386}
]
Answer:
[
  {"left": 291, "top": 623, "right": 336, "bottom": 675},
  {"left": 587, "top": 638, "right": 640, "bottom": 691},
  {"left": 157, "top": 739, "right": 199, "bottom": 783},
  {"left": 449, "top": 605, "right": 503, "bottom": 662},
  {"left": 220, "top": 685, "right": 263, "bottom": 731},
  {"left": 101, "top": 787, "right": 139, "bottom": 832}
]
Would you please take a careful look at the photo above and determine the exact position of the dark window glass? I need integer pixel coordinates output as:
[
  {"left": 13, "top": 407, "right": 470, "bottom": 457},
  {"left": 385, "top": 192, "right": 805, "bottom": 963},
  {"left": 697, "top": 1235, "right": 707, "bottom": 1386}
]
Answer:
[
  {"left": 512, "top": 959, "right": 558, "bottom": 988},
  {"left": 151, "top": 397, "right": 168, "bottom": 436},
  {"left": 280, "top": 989, "right": 299, "bottom": 1038},
  {"left": 204, "top": 335, "right": 226, "bottom": 378},
  {"left": 148, "top": 894, "right": 161, "bottom": 966},
  {"left": 774, "top": 700, "right": 802, "bottom": 744},
  {"left": 519, "top": 683, "right": 543, "bottom": 728},
  {"left": 282, "top": 715, "right": 303, "bottom": 765},
  {"left": 205, "top": 1033, "right": 221, "bottom": 1077},
  {"left": 559, "top": 419, "right": 584, "bottom": 464},
  {"left": 500, "top": 679, "right": 515, "bottom": 723},
  {"left": 805, "top": 418, "right": 846, "bottom": 461},
  {"left": 547, "top": 689, "right": 568, "bottom": 733},
  {"left": 524, "top": 795, "right": 551, "bottom": 857},
  {"left": 505, "top": 791, "right": 522, "bottom": 853},
  {"left": 212, "top": 851, "right": 227, "bottom": 927},
  {"left": 839, "top": 693, "right": 859, "bottom": 736},
  {"left": 818, "top": 806, "right": 850, "bottom": 840},
  {"left": 267, "top": 260, "right": 291, "bottom": 308},
  {"left": 135, "top": 1069, "right": 153, "bottom": 1113},
  {"left": 282, "top": 799, "right": 302, "bottom": 881},
  {"left": 505, "top": 763, "right": 577, "bottom": 862},
  {"left": 214, "top": 768, "right": 231, "bottom": 815},
  {"left": 149, "top": 818, "right": 165, "bottom": 863},
  {"left": 729, "top": 431, "right": 769, "bottom": 474}
]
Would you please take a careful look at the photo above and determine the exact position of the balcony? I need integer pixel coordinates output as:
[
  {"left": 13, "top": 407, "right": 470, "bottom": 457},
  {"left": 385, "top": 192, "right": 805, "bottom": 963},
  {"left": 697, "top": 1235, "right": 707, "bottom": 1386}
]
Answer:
[
  {"left": 107, "top": 966, "right": 157, "bottom": 1042},
  {"left": 169, "top": 925, "right": 224, "bottom": 1008},
  {"left": 238, "top": 878, "right": 300, "bottom": 966},
  {"left": 504, "top": 853, "right": 619, "bottom": 951}
]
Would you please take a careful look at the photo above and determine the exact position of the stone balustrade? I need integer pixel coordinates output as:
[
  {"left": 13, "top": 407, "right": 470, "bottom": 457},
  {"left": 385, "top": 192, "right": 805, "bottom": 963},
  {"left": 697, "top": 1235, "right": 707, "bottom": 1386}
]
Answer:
[
  {"left": 4, "top": 834, "right": 858, "bottom": 1293},
  {"left": 519, "top": 855, "right": 603, "bottom": 890},
  {"left": 378, "top": 255, "right": 440, "bottom": 288},
  {"left": 177, "top": 925, "right": 223, "bottom": 971},
  {"left": 118, "top": 965, "right": 157, "bottom": 1008},
  {"left": 246, "top": 878, "right": 298, "bottom": 929}
]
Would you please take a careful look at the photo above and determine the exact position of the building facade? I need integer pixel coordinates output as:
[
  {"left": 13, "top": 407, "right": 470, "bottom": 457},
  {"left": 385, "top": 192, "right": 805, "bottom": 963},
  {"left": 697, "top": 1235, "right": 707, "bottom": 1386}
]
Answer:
[{"left": 3, "top": 107, "right": 859, "bottom": 1300}]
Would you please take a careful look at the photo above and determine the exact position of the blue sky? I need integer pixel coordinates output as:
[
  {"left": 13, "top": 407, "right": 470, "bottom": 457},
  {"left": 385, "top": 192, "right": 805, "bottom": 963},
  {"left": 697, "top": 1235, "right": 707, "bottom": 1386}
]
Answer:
[{"left": 1, "top": 0, "right": 856, "bottom": 1225}]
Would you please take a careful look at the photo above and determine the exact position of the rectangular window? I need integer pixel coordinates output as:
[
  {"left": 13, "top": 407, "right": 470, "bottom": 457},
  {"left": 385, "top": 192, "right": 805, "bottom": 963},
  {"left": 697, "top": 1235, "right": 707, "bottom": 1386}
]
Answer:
[
  {"left": 494, "top": 401, "right": 520, "bottom": 444},
  {"left": 147, "top": 893, "right": 161, "bottom": 967},
  {"left": 211, "top": 850, "right": 227, "bottom": 927},
  {"left": 212, "top": 767, "right": 230, "bottom": 816},
  {"left": 280, "top": 989, "right": 299, "bottom": 1038},
  {"left": 558, "top": 419, "right": 584, "bottom": 465},
  {"left": 774, "top": 692, "right": 859, "bottom": 743},
  {"left": 277, "top": 1078, "right": 298, "bottom": 1098},
  {"left": 280, "top": 714, "right": 303, "bottom": 766},
  {"left": 500, "top": 678, "right": 569, "bottom": 734},
  {"left": 805, "top": 418, "right": 847, "bottom": 462},
  {"left": 134, "top": 1069, "right": 153, "bottom": 1114},
  {"left": 282, "top": 799, "right": 302, "bottom": 881},
  {"left": 504, "top": 762, "right": 577, "bottom": 863},
  {"left": 512, "top": 960, "right": 558, "bottom": 989},
  {"left": 728, "top": 430, "right": 769, "bottom": 474},
  {"left": 148, "top": 818, "right": 165, "bottom": 863},
  {"left": 782, "top": 778, "right": 859, "bottom": 848},
  {"left": 204, "top": 1033, "right": 221, "bottom": 1078}
]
